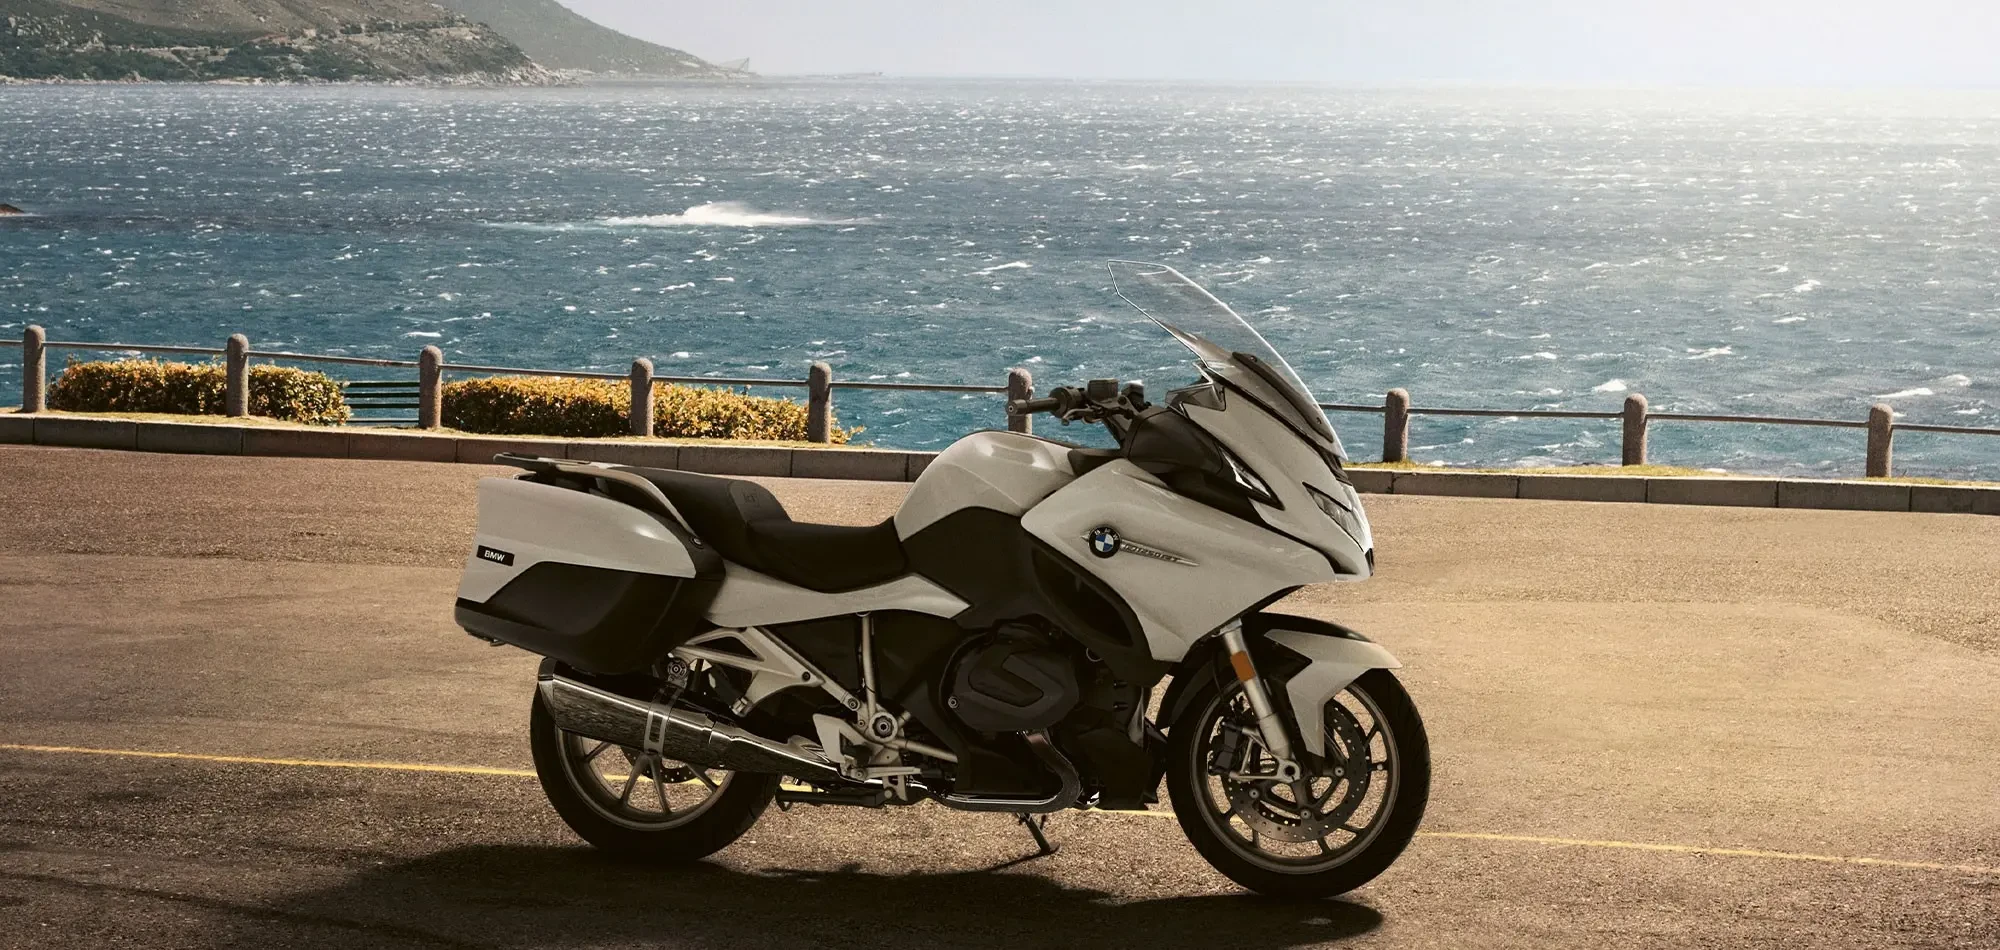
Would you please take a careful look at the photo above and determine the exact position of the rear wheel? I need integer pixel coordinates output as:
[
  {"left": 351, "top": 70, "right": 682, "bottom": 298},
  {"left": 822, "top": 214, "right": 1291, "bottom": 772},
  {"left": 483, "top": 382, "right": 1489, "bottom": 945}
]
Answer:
[
  {"left": 529, "top": 687, "right": 778, "bottom": 860},
  {"left": 1167, "top": 668, "right": 1430, "bottom": 898}
]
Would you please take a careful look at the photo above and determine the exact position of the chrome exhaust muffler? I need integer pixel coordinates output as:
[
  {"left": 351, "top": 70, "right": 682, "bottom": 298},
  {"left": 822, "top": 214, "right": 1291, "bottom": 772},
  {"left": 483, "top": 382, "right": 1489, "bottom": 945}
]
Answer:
[{"left": 538, "top": 674, "right": 843, "bottom": 782}]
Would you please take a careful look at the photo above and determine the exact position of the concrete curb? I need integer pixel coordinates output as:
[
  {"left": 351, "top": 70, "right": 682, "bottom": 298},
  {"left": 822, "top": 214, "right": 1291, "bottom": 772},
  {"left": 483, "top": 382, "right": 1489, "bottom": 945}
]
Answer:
[
  {"left": 1515, "top": 474, "right": 1650, "bottom": 504},
  {"left": 5, "top": 414, "right": 1999, "bottom": 516},
  {"left": 244, "top": 428, "right": 347, "bottom": 459},
  {"left": 1777, "top": 479, "right": 1913, "bottom": 512},
  {"left": 35, "top": 417, "right": 137, "bottom": 451},
  {"left": 678, "top": 444, "right": 793, "bottom": 477},
  {"left": 1912, "top": 483, "right": 2000, "bottom": 515},
  {"left": 346, "top": 430, "right": 459, "bottom": 464},
  {"left": 136, "top": 422, "right": 244, "bottom": 456},
  {"left": 564, "top": 441, "right": 679, "bottom": 469},
  {"left": 790, "top": 448, "right": 914, "bottom": 482},
  {"left": 1646, "top": 478, "right": 1780, "bottom": 508},
  {"left": 0, "top": 414, "right": 37, "bottom": 445},
  {"left": 1391, "top": 470, "right": 1519, "bottom": 498},
  {"left": 1344, "top": 468, "right": 1393, "bottom": 494},
  {"left": 454, "top": 437, "right": 570, "bottom": 465},
  {"left": 1368, "top": 464, "right": 1999, "bottom": 516},
  {"left": 0, "top": 415, "right": 945, "bottom": 483}
]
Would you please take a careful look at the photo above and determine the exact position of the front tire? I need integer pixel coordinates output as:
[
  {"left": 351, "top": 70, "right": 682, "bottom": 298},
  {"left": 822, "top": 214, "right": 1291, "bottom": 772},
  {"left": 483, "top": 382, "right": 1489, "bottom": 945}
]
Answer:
[
  {"left": 1167, "top": 668, "right": 1430, "bottom": 898},
  {"left": 529, "top": 687, "right": 778, "bottom": 861}
]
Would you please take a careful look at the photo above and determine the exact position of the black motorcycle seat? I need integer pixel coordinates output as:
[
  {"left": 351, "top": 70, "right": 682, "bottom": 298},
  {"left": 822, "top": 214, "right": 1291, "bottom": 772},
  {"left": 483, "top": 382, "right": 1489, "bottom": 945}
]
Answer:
[{"left": 619, "top": 467, "right": 908, "bottom": 593}]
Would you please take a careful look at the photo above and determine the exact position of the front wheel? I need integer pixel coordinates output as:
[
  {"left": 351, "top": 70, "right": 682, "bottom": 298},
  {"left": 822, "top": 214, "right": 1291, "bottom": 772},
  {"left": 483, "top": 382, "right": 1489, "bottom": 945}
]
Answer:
[
  {"left": 529, "top": 687, "right": 778, "bottom": 860},
  {"left": 1167, "top": 668, "right": 1430, "bottom": 898}
]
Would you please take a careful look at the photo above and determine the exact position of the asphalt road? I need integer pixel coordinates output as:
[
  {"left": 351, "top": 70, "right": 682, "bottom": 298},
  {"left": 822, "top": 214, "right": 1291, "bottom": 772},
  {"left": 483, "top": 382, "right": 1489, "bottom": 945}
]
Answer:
[{"left": 0, "top": 445, "right": 1996, "bottom": 949}]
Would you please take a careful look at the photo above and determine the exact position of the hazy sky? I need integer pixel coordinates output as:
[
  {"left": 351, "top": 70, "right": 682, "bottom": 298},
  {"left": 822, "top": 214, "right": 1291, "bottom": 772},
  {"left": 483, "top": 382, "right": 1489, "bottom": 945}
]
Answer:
[{"left": 556, "top": 1, "right": 1999, "bottom": 86}]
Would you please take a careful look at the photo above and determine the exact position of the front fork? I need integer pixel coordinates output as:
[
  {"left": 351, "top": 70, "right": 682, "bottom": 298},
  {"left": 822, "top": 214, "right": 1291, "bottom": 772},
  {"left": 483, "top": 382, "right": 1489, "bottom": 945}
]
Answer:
[{"left": 1219, "top": 619, "right": 1305, "bottom": 784}]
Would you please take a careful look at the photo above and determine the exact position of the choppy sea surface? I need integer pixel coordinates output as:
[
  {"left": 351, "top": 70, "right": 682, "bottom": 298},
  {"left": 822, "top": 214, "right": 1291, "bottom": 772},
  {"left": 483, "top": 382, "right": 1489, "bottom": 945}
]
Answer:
[{"left": 3, "top": 81, "right": 1997, "bottom": 477}]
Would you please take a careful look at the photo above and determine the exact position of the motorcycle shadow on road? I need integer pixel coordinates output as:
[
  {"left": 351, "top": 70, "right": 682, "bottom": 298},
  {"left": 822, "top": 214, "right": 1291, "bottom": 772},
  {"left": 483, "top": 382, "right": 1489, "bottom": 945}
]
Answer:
[{"left": 230, "top": 844, "right": 1384, "bottom": 949}]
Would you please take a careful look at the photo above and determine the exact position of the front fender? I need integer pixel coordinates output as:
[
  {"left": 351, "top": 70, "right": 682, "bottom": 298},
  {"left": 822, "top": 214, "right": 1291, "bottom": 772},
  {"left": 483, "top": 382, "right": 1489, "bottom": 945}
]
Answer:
[
  {"left": 1160, "top": 612, "right": 1401, "bottom": 757},
  {"left": 1259, "top": 616, "right": 1401, "bottom": 756}
]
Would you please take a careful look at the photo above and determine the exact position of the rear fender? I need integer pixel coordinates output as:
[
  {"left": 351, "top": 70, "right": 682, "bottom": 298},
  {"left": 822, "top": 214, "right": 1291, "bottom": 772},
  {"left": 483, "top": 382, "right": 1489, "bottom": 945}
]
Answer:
[{"left": 1160, "top": 612, "right": 1400, "bottom": 756}]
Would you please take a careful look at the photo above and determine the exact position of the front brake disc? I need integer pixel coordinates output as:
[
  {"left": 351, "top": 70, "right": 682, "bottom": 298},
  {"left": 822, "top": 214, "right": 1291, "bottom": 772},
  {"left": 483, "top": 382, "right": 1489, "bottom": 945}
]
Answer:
[{"left": 1221, "top": 702, "right": 1373, "bottom": 843}]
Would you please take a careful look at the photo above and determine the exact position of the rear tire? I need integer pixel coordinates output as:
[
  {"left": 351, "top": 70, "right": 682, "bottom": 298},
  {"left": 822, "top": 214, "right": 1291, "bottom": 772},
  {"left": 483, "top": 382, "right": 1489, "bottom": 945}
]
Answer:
[
  {"left": 530, "top": 687, "right": 778, "bottom": 861},
  {"left": 1167, "top": 668, "right": 1430, "bottom": 898}
]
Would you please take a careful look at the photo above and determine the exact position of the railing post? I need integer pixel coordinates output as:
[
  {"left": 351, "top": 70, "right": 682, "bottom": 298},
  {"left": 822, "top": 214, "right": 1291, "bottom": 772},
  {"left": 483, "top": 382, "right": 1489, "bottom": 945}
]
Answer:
[
  {"left": 1007, "top": 367, "right": 1033, "bottom": 435},
  {"left": 629, "top": 358, "right": 654, "bottom": 437},
  {"left": 21, "top": 325, "right": 45, "bottom": 413},
  {"left": 225, "top": 334, "right": 250, "bottom": 418},
  {"left": 1382, "top": 389, "right": 1410, "bottom": 463},
  {"left": 1622, "top": 393, "right": 1649, "bottom": 466},
  {"left": 807, "top": 361, "right": 832, "bottom": 444},
  {"left": 418, "top": 345, "right": 443, "bottom": 429},
  {"left": 1867, "top": 403, "right": 1894, "bottom": 478}
]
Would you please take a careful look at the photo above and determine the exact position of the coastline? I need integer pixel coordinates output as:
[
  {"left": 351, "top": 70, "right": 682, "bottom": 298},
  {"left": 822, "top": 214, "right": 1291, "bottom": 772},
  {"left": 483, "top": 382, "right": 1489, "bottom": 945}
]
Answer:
[
  {"left": 0, "top": 70, "right": 756, "bottom": 86},
  {"left": 0, "top": 73, "right": 776, "bottom": 88},
  {"left": 0, "top": 69, "right": 571, "bottom": 88},
  {"left": 4, "top": 83, "right": 1994, "bottom": 477}
]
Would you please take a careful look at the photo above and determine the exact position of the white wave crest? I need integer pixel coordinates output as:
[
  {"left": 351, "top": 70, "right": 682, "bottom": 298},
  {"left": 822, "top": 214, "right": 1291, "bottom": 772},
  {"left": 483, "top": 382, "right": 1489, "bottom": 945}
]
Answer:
[
  {"left": 1940, "top": 373, "right": 1972, "bottom": 387},
  {"left": 1792, "top": 279, "right": 1821, "bottom": 293},
  {"left": 1592, "top": 379, "right": 1628, "bottom": 393},
  {"left": 1772, "top": 316, "right": 1808, "bottom": 324},
  {"left": 974, "top": 261, "right": 1031, "bottom": 275},
  {"left": 602, "top": 202, "right": 853, "bottom": 228},
  {"left": 1874, "top": 387, "right": 1934, "bottom": 399}
]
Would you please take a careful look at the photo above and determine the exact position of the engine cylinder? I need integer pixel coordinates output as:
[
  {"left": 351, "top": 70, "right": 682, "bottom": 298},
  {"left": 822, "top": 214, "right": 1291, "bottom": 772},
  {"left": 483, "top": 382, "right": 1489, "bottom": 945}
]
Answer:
[{"left": 948, "top": 625, "right": 1083, "bottom": 732}]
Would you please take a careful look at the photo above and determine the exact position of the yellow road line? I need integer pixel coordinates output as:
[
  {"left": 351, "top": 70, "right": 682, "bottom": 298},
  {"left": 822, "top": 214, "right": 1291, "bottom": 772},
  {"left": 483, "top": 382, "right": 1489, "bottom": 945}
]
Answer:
[
  {"left": 1415, "top": 831, "right": 2000, "bottom": 876},
  {"left": 4, "top": 741, "right": 1995, "bottom": 877},
  {"left": 0, "top": 743, "right": 535, "bottom": 778}
]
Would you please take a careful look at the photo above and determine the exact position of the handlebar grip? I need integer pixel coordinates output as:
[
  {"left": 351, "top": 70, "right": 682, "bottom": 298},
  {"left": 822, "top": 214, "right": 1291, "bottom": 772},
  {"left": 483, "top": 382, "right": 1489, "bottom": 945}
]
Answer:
[{"left": 1008, "top": 396, "right": 1062, "bottom": 416}]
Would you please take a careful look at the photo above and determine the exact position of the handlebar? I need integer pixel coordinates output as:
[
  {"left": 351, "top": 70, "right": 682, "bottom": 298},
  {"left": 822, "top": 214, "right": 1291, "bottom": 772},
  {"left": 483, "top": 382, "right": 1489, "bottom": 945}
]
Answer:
[
  {"left": 1006, "top": 396, "right": 1063, "bottom": 416},
  {"left": 1007, "top": 380, "right": 1147, "bottom": 432}
]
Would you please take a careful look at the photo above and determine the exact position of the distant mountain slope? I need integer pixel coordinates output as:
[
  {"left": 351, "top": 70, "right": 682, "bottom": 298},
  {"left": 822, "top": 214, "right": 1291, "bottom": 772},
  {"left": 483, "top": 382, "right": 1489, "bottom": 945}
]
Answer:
[
  {"left": 0, "top": 0, "right": 555, "bottom": 82},
  {"left": 32, "top": 0, "right": 480, "bottom": 33},
  {"left": 436, "top": 0, "right": 720, "bottom": 75}
]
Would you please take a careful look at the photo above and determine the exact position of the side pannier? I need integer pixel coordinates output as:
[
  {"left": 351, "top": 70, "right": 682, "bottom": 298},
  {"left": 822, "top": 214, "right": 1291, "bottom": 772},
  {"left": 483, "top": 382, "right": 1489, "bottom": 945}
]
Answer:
[{"left": 455, "top": 466, "right": 721, "bottom": 674}]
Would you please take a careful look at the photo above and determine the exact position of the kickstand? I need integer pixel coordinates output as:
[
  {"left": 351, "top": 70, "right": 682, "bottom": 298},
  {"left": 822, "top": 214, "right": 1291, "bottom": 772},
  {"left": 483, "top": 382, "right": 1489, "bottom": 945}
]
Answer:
[{"left": 1016, "top": 812, "right": 1059, "bottom": 857}]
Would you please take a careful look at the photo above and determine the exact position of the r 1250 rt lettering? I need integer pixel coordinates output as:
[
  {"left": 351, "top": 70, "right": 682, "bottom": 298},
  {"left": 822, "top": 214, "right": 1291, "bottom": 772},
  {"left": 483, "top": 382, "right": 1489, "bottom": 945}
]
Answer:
[{"left": 453, "top": 261, "right": 1429, "bottom": 897}]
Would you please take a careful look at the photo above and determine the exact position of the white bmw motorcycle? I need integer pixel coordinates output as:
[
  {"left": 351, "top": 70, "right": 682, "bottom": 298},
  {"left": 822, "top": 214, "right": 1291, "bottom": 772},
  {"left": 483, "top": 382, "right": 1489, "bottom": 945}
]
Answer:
[{"left": 454, "top": 261, "right": 1429, "bottom": 897}]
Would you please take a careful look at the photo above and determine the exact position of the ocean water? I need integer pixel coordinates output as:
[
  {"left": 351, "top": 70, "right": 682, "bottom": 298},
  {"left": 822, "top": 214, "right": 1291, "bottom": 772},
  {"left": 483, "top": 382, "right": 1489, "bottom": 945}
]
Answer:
[{"left": 2, "top": 80, "right": 1997, "bottom": 478}]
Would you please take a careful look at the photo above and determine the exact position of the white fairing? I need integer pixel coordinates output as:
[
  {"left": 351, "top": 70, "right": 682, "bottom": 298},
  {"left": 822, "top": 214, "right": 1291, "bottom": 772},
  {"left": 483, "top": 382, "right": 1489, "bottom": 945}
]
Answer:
[
  {"left": 706, "top": 564, "right": 968, "bottom": 628},
  {"left": 895, "top": 431, "right": 1077, "bottom": 539},
  {"left": 1022, "top": 459, "right": 1336, "bottom": 662},
  {"left": 457, "top": 477, "right": 696, "bottom": 604},
  {"left": 1188, "top": 397, "right": 1373, "bottom": 580},
  {"left": 1266, "top": 629, "right": 1401, "bottom": 756}
]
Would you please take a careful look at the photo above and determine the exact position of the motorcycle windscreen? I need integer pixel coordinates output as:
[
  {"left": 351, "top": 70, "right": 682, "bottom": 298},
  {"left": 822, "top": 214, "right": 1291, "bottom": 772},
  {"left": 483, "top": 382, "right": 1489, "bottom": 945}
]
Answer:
[{"left": 1106, "top": 260, "right": 1347, "bottom": 459}]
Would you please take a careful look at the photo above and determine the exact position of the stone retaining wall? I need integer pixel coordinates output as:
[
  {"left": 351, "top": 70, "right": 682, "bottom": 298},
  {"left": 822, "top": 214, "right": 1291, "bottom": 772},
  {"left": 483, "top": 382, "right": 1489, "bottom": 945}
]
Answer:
[{"left": 2, "top": 414, "right": 1995, "bottom": 515}]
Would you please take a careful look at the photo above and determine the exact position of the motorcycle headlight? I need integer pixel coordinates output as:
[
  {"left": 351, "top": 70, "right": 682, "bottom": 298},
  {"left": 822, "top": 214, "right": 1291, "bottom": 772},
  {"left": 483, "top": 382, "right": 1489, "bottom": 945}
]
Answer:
[
  {"left": 1219, "top": 448, "right": 1278, "bottom": 506},
  {"left": 1304, "top": 482, "right": 1365, "bottom": 544}
]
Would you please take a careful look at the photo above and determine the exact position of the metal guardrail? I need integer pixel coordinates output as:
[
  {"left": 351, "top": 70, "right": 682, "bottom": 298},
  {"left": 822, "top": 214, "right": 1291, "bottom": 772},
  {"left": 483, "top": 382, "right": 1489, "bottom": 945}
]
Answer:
[
  {"left": 1324, "top": 388, "right": 2000, "bottom": 477},
  {"left": 16, "top": 328, "right": 1034, "bottom": 443},
  {"left": 15, "top": 326, "right": 1999, "bottom": 474}
]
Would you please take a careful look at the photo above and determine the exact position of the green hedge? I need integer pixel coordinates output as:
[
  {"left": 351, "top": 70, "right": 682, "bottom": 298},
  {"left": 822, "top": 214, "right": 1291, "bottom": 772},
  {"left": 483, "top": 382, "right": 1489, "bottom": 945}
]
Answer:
[
  {"left": 48, "top": 358, "right": 351, "bottom": 425},
  {"left": 443, "top": 376, "right": 853, "bottom": 443}
]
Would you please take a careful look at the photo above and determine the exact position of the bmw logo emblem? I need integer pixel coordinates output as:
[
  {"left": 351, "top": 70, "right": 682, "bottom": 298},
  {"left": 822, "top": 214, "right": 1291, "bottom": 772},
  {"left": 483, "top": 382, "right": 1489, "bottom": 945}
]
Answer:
[{"left": 1087, "top": 526, "right": 1121, "bottom": 558}]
